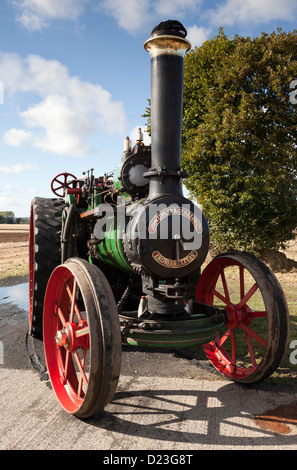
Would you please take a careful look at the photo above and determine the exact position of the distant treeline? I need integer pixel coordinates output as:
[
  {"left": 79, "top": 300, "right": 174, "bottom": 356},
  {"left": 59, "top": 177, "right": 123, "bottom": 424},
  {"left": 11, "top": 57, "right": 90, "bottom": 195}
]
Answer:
[{"left": 0, "top": 211, "right": 29, "bottom": 224}]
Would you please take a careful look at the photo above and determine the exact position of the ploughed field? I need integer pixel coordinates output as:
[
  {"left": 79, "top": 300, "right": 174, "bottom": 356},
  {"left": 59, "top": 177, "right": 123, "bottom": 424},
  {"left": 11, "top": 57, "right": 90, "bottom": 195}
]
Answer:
[{"left": 0, "top": 224, "right": 29, "bottom": 280}]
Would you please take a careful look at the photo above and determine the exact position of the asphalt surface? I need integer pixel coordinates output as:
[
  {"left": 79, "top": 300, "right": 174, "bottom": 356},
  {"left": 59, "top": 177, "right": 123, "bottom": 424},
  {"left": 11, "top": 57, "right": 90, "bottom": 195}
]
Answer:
[{"left": 1, "top": 277, "right": 297, "bottom": 451}]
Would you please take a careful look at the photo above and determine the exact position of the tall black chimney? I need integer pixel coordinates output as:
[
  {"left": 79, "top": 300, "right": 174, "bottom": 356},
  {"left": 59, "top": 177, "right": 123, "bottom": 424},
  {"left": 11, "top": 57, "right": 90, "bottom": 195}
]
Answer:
[{"left": 144, "top": 20, "right": 191, "bottom": 199}]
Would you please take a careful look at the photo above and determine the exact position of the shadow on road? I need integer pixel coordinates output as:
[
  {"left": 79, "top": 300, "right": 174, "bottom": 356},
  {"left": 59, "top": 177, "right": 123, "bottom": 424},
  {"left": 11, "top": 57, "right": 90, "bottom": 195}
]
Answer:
[{"left": 86, "top": 382, "right": 297, "bottom": 447}]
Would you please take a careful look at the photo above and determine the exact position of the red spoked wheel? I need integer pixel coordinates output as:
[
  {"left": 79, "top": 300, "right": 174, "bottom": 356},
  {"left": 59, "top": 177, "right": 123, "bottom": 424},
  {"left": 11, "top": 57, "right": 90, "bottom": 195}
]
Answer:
[
  {"left": 196, "top": 251, "right": 290, "bottom": 384},
  {"left": 51, "top": 172, "right": 77, "bottom": 197},
  {"left": 43, "top": 258, "right": 122, "bottom": 418}
]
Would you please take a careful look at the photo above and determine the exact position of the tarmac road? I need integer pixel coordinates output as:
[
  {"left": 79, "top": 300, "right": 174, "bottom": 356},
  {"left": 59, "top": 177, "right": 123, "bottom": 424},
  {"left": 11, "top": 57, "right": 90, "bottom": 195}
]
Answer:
[{"left": 1, "top": 277, "right": 297, "bottom": 452}]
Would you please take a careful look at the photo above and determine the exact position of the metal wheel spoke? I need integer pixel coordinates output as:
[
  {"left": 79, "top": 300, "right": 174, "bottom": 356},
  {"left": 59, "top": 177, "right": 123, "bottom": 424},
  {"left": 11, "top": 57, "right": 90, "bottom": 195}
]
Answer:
[
  {"left": 217, "top": 328, "right": 231, "bottom": 348},
  {"left": 250, "top": 310, "right": 267, "bottom": 319},
  {"left": 238, "top": 282, "right": 258, "bottom": 309},
  {"left": 73, "top": 351, "right": 88, "bottom": 389},
  {"left": 59, "top": 348, "right": 78, "bottom": 387},
  {"left": 77, "top": 349, "right": 87, "bottom": 397},
  {"left": 69, "top": 278, "right": 77, "bottom": 323},
  {"left": 65, "top": 282, "right": 82, "bottom": 321},
  {"left": 75, "top": 326, "right": 90, "bottom": 338},
  {"left": 214, "top": 289, "right": 229, "bottom": 305},
  {"left": 239, "top": 323, "right": 266, "bottom": 348},
  {"left": 239, "top": 265, "right": 245, "bottom": 299},
  {"left": 245, "top": 332, "right": 257, "bottom": 367},
  {"left": 57, "top": 306, "right": 66, "bottom": 327},
  {"left": 230, "top": 329, "right": 236, "bottom": 366},
  {"left": 220, "top": 270, "right": 230, "bottom": 304},
  {"left": 63, "top": 350, "right": 70, "bottom": 381}
]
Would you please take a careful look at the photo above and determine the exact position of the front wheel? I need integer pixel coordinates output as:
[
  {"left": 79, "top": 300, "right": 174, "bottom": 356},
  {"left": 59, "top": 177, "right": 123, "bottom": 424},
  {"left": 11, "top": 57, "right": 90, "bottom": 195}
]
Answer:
[
  {"left": 43, "top": 258, "right": 122, "bottom": 418},
  {"left": 196, "top": 251, "right": 290, "bottom": 384}
]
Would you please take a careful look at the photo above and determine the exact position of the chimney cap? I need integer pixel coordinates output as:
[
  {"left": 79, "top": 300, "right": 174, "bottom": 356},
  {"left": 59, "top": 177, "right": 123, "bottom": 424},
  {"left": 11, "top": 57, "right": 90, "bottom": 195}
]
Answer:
[{"left": 151, "top": 20, "right": 187, "bottom": 39}]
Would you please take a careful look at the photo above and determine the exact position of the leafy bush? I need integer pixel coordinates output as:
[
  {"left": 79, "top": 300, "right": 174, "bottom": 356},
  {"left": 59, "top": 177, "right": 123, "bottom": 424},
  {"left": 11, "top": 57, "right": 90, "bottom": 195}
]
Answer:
[{"left": 182, "top": 29, "right": 297, "bottom": 253}]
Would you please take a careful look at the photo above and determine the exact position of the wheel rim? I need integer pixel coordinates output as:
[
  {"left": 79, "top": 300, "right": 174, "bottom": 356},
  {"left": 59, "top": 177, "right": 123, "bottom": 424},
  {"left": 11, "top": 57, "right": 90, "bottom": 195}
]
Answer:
[
  {"left": 43, "top": 259, "right": 122, "bottom": 417},
  {"left": 196, "top": 253, "right": 282, "bottom": 382}
]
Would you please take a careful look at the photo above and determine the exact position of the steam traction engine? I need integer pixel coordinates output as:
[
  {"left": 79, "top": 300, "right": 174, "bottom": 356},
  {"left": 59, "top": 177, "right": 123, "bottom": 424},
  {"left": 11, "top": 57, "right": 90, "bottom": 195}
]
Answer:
[{"left": 29, "top": 21, "right": 290, "bottom": 418}]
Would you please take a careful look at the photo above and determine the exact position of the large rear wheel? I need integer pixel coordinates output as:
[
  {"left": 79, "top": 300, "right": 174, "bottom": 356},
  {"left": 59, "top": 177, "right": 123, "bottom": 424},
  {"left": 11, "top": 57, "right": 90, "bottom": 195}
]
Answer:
[
  {"left": 196, "top": 251, "right": 290, "bottom": 384},
  {"left": 43, "top": 258, "right": 122, "bottom": 418},
  {"left": 29, "top": 197, "right": 65, "bottom": 340}
]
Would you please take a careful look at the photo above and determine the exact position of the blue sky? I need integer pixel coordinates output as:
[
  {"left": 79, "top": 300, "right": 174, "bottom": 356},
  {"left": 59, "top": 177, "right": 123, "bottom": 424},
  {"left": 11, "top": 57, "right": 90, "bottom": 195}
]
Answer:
[{"left": 0, "top": 0, "right": 297, "bottom": 217}]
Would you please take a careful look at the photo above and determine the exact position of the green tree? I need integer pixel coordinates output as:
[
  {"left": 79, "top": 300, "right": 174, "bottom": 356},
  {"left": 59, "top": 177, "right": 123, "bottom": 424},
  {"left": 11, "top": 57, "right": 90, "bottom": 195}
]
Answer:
[
  {"left": 181, "top": 29, "right": 297, "bottom": 253},
  {"left": 0, "top": 211, "right": 15, "bottom": 224}
]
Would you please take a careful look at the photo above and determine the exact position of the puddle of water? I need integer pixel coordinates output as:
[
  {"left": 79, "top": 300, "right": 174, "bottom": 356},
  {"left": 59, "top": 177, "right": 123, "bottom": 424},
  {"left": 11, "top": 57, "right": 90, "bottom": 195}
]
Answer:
[{"left": 0, "top": 283, "right": 29, "bottom": 311}]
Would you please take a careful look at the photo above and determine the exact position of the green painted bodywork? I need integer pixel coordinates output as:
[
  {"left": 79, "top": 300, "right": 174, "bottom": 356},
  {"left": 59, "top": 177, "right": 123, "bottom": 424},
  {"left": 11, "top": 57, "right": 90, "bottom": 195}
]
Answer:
[
  {"left": 97, "top": 215, "right": 133, "bottom": 272},
  {"left": 96, "top": 197, "right": 146, "bottom": 273}
]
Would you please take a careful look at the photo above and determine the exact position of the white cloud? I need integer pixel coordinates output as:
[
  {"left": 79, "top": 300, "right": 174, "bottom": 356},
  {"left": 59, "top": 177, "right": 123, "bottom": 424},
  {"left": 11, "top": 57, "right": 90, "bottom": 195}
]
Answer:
[
  {"left": 207, "top": 0, "right": 297, "bottom": 26},
  {"left": 0, "top": 190, "right": 22, "bottom": 211},
  {"left": 0, "top": 81, "right": 3, "bottom": 104},
  {"left": 0, "top": 53, "right": 126, "bottom": 156},
  {"left": 19, "top": 95, "right": 93, "bottom": 156},
  {"left": 11, "top": 0, "right": 204, "bottom": 36},
  {"left": 0, "top": 185, "right": 36, "bottom": 216},
  {"left": 99, "top": 0, "right": 150, "bottom": 33},
  {"left": 3, "top": 128, "right": 33, "bottom": 147},
  {"left": 99, "top": 0, "right": 202, "bottom": 34},
  {"left": 154, "top": 0, "right": 202, "bottom": 18},
  {"left": 11, "top": 0, "right": 89, "bottom": 31},
  {"left": 0, "top": 162, "right": 39, "bottom": 174},
  {"left": 187, "top": 25, "right": 211, "bottom": 47}
]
